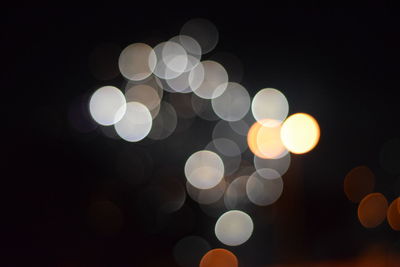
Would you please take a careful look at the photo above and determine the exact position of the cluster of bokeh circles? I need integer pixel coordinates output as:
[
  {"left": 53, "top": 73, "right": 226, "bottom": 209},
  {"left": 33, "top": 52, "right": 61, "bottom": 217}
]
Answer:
[
  {"left": 344, "top": 139, "right": 400, "bottom": 231},
  {"left": 85, "top": 18, "right": 321, "bottom": 266}
]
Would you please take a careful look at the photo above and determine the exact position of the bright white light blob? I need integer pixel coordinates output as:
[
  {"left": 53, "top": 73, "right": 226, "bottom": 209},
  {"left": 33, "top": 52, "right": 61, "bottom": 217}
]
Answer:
[
  {"left": 215, "top": 210, "right": 253, "bottom": 246},
  {"left": 280, "top": 113, "right": 320, "bottom": 154},
  {"left": 186, "top": 179, "right": 226, "bottom": 204},
  {"left": 254, "top": 153, "right": 291, "bottom": 176},
  {"left": 211, "top": 82, "right": 250, "bottom": 122},
  {"left": 246, "top": 169, "right": 284, "bottom": 206},
  {"left": 114, "top": 102, "right": 152, "bottom": 142},
  {"left": 184, "top": 150, "right": 224, "bottom": 189},
  {"left": 190, "top": 61, "right": 228, "bottom": 99},
  {"left": 251, "top": 88, "right": 289, "bottom": 126},
  {"left": 125, "top": 84, "right": 161, "bottom": 118},
  {"left": 180, "top": 18, "right": 219, "bottom": 54},
  {"left": 224, "top": 176, "right": 251, "bottom": 211},
  {"left": 89, "top": 86, "right": 126, "bottom": 126},
  {"left": 118, "top": 43, "right": 156, "bottom": 81},
  {"left": 148, "top": 101, "right": 177, "bottom": 140}
]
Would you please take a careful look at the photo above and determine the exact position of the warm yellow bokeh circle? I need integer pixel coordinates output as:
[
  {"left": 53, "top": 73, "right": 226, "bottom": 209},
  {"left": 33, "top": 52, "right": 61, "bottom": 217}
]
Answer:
[{"left": 280, "top": 113, "right": 320, "bottom": 154}]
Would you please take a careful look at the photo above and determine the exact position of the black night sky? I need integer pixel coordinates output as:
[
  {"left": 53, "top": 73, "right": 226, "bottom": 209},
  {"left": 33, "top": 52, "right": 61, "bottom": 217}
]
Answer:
[{"left": 4, "top": 6, "right": 400, "bottom": 266}]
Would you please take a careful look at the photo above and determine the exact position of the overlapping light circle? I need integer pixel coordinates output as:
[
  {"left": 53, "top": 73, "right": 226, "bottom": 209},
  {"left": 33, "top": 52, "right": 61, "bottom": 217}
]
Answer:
[
  {"left": 184, "top": 150, "right": 224, "bottom": 189},
  {"left": 211, "top": 82, "right": 250, "bottom": 122},
  {"left": 118, "top": 43, "right": 156, "bottom": 81},
  {"left": 89, "top": 86, "right": 126, "bottom": 126},
  {"left": 190, "top": 60, "right": 228, "bottom": 99},
  {"left": 114, "top": 102, "right": 152, "bottom": 142},
  {"left": 251, "top": 88, "right": 289, "bottom": 126}
]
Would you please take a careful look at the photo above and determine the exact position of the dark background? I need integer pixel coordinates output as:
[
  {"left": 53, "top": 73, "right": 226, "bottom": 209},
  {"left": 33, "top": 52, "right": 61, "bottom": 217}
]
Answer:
[{"left": 3, "top": 7, "right": 399, "bottom": 266}]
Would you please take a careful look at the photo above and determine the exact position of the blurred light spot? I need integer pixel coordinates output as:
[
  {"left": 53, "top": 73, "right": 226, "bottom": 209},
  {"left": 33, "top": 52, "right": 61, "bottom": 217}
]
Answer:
[
  {"left": 114, "top": 102, "right": 152, "bottom": 142},
  {"left": 344, "top": 166, "right": 375, "bottom": 203},
  {"left": 251, "top": 88, "right": 289, "bottom": 126},
  {"left": 211, "top": 82, "right": 250, "bottom": 122},
  {"left": 165, "top": 71, "right": 192, "bottom": 93},
  {"left": 184, "top": 150, "right": 224, "bottom": 189},
  {"left": 280, "top": 113, "right": 320, "bottom": 154},
  {"left": 123, "top": 75, "right": 164, "bottom": 99},
  {"left": 190, "top": 61, "right": 228, "bottom": 99},
  {"left": 215, "top": 210, "right": 253, "bottom": 246},
  {"left": 125, "top": 84, "right": 161, "bottom": 118},
  {"left": 168, "top": 93, "right": 196, "bottom": 119},
  {"left": 174, "top": 236, "right": 211, "bottom": 267},
  {"left": 186, "top": 179, "right": 226, "bottom": 204},
  {"left": 213, "top": 120, "right": 248, "bottom": 153},
  {"left": 206, "top": 139, "right": 241, "bottom": 176},
  {"left": 118, "top": 43, "right": 156, "bottom": 81},
  {"left": 229, "top": 119, "right": 249, "bottom": 136},
  {"left": 224, "top": 175, "right": 251, "bottom": 211},
  {"left": 191, "top": 93, "right": 219, "bottom": 121},
  {"left": 89, "top": 43, "right": 121, "bottom": 81},
  {"left": 254, "top": 153, "right": 291, "bottom": 177},
  {"left": 181, "top": 18, "right": 219, "bottom": 54},
  {"left": 247, "top": 120, "right": 287, "bottom": 159},
  {"left": 148, "top": 101, "right": 177, "bottom": 140},
  {"left": 358, "top": 193, "right": 388, "bottom": 228},
  {"left": 87, "top": 200, "right": 123, "bottom": 236},
  {"left": 246, "top": 169, "right": 284, "bottom": 206},
  {"left": 162, "top": 41, "right": 188, "bottom": 73},
  {"left": 387, "top": 197, "right": 400, "bottom": 231},
  {"left": 170, "top": 35, "right": 202, "bottom": 72},
  {"left": 210, "top": 51, "right": 243, "bottom": 82},
  {"left": 380, "top": 138, "right": 400, "bottom": 174},
  {"left": 89, "top": 86, "right": 126, "bottom": 126},
  {"left": 153, "top": 42, "right": 187, "bottom": 80}
]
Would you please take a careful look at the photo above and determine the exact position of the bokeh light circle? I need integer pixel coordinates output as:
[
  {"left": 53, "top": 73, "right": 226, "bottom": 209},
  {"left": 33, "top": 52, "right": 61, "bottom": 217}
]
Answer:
[
  {"left": 190, "top": 60, "right": 228, "bottom": 99},
  {"left": 247, "top": 120, "right": 287, "bottom": 159},
  {"left": 118, "top": 43, "right": 156, "bottom": 81},
  {"left": 114, "top": 102, "right": 152, "bottom": 142},
  {"left": 184, "top": 150, "right": 224, "bottom": 189},
  {"left": 125, "top": 84, "right": 161, "bottom": 118},
  {"left": 215, "top": 210, "right": 253, "bottom": 246},
  {"left": 211, "top": 82, "right": 250, "bottom": 122},
  {"left": 89, "top": 86, "right": 126, "bottom": 126},
  {"left": 246, "top": 169, "right": 284, "bottom": 206},
  {"left": 358, "top": 193, "right": 388, "bottom": 228},
  {"left": 200, "top": 248, "right": 238, "bottom": 267},
  {"left": 251, "top": 88, "right": 289, "bottom": 126},
  {"left": 387, "top": 197, "right": 400, "bottom": 231},
  {"left": 344, "top": 166, "right": 375, "bottom": 203},
  {"left": 181, "top": 18, "right": 219, "bottom": 54},
  {"left": 280, "top": 113, "right": 320, "bottom": 154}
]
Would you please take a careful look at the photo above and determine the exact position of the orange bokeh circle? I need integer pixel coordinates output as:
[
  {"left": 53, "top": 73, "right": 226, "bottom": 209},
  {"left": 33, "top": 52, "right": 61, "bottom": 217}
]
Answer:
[{"left": 200, "top": 248, "right": 238, "bottom": 267}]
